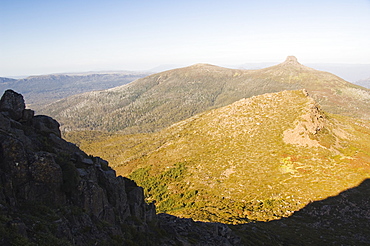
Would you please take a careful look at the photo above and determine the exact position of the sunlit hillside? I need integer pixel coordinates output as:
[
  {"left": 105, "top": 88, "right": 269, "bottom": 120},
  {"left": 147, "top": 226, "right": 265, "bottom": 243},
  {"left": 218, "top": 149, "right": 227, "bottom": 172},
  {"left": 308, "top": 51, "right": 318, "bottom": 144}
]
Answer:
[{"left": 66, "top": 90, "right": 370, "bottom": 223}]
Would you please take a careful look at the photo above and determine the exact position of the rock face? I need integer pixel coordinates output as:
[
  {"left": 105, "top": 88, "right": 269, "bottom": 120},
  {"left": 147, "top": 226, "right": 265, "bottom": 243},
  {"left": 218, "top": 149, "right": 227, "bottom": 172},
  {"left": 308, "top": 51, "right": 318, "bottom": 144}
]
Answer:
[
  {"left": 0, "top": 90, "right": 157, "bottom": 245},
  {"left": 0, "top": 90, "right": 241, "bottom": 245},
  {"left": 283, "top": 95, "right": 326, "bottom": 147}
]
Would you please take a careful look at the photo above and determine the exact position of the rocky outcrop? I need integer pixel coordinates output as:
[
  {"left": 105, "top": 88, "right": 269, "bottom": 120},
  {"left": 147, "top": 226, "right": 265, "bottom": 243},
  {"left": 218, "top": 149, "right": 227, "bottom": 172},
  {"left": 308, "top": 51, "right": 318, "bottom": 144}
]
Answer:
[
  {"left": 32, "top": 115, "right": 61, "bottom": 137},
  {"left": 0, "top": 90, "right": 157, "bottom": 245},
  {"left": 0, "top": 90, "right": 241, "bottom": 245},
  {"left": 283, "top": 92, "right": 327, "bottom": 147},
  {"left": 279, "top": 56, "right": 314, "bottom": 71},
  {"left": 0, "top": 89, "right": 26, "bottom": 121},
  {"left": 282, "top": 56, "right": 300, "bottom": 65}
]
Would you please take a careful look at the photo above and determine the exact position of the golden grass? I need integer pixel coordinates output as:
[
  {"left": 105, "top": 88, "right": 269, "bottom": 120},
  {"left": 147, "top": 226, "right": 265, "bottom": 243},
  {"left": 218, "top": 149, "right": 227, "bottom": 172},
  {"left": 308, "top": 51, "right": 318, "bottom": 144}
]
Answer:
[{"left": 65, "top": 90, "right": 370, "bottom": 223}]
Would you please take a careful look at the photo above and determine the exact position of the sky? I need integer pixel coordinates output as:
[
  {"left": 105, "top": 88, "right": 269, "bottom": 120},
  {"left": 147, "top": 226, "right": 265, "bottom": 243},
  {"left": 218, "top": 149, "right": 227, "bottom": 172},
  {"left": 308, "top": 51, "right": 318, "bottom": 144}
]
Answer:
[{"left": 1, "top": 0, "right": 370, "bottom": 77}]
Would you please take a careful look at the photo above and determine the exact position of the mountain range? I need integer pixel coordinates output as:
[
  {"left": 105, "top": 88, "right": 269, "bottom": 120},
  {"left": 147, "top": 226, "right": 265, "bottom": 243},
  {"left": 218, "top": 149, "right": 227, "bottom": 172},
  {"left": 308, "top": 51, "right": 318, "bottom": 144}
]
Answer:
[
  {"left": 39, "top": 56, "right": 370, "bottom": 134},
  {"left": 0, "top": 77, "right": 17, "bottom": 83},
  {"left": 0, "top": 71, "right": 150, "bottom": 111},
  {"left": 35, "top": 57, "right": 370, "bottom": 225}
]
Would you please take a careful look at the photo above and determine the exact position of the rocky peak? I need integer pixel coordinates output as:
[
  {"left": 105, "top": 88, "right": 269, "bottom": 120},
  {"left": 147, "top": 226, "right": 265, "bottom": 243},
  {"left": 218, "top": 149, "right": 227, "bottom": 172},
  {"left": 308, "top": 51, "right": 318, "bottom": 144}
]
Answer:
[
  {"left": 277, "top": 56, "right": 313, "bottom": 71},
  {"left": 0, "top": 89, "right": 26, "bottom": 121},
  {"left": 284, "top": 56, "right": 300, "bottom": 65}
]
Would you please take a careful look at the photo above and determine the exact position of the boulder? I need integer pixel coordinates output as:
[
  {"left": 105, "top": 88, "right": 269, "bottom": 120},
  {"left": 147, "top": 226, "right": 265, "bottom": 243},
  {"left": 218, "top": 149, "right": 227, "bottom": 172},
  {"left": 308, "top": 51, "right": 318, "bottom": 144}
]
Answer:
[
  {"left": 32, "top": 115, "right": 61, "bottom": 137},
  {"left": 0, "top": 89, "right": 25, "bottom": 121}
]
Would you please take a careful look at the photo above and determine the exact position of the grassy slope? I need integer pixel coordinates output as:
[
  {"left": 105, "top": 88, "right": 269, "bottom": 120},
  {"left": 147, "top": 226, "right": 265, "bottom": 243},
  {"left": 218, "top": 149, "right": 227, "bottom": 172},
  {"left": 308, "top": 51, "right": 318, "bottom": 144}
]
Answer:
[
  {"left": 66, "top": 90, "right": 370, "bottom": 224},
  {"left": 43, "top": 58, "right": 370, "bottom": 133}
]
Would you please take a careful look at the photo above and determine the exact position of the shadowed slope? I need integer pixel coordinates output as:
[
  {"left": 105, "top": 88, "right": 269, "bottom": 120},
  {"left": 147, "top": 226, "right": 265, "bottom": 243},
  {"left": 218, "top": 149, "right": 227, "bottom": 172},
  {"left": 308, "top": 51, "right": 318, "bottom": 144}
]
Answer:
[{"left": 236, "top": 178, "right": 370, "bottom": 245}]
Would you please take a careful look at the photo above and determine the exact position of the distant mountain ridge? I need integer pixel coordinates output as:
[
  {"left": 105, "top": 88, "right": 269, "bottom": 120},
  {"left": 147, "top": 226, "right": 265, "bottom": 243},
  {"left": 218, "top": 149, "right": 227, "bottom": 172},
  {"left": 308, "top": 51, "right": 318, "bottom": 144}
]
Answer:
[
  {"left": 0, "top": 77, "right": 17, "bottom": 83},
  {"left": 41, "top": 56, "right": 370, "bottom": 133},
  {"left": 306, "top": 63, "right": 370, "bottom": 83},
  {"left": 356, "top": 77, "right": 370, "bottom": 89},
  {"left": 0, "top": 71, "right": 151, "bottom": 111}
]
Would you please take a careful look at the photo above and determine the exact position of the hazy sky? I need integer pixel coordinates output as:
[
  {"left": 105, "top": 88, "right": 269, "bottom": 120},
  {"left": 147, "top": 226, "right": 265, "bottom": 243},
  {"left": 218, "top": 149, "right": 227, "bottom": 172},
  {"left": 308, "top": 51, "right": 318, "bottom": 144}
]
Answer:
[{"left": 1, "top": 0, "right": 370, "bottom": 77}]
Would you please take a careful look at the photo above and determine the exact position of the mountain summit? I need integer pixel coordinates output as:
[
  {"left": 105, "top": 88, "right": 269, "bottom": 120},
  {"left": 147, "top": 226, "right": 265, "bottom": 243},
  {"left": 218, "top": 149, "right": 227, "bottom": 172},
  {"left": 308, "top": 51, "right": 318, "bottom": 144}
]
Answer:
[
  {"left": 278, "top": 56, "right": 312, "bottom": 70},
  {"left": 263, "top": 56, "right": 316, "bottom": 75},
  {"left": 283, "top": 56, "right": 300, "bottom": 65}
]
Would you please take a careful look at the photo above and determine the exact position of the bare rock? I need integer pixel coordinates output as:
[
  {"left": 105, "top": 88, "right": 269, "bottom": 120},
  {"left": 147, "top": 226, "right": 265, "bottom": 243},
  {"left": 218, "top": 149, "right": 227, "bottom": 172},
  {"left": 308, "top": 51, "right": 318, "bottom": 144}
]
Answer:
[
  {"left": 0, "top": 112, "right": 11, "bottom": 131},
  {"left": 283, "top": 56, "right": 300, "bottom": 65},
  {"left": 28, "top": 151, "right": 65, "bottom": 205},
  {"left": 21, "top": 108, "right": 34, "bottom": 123},
  {"left": 128, "top": 186, "right": 145, "bottom": 219},
  {"left": 0, "top": 134, "right": 29, "bottom": 185},
  {"left": 0, "top": 89, "right": 25, "bottom": 121},
  {"left": 32, "top": 115, "right": 61, "bottom": 137}
]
